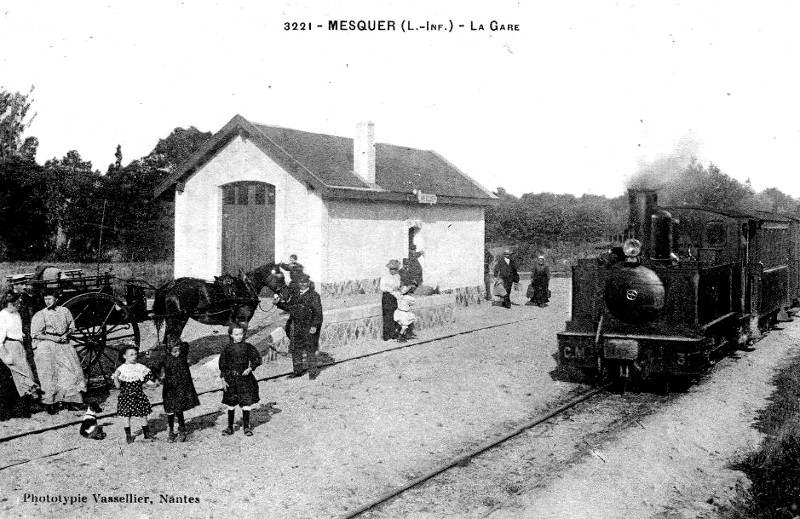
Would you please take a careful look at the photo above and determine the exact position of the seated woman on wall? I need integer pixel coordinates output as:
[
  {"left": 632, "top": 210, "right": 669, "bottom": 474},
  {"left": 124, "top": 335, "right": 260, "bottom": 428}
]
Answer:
[{"left": 380, "top": 260, "right": 402, "bottom": 341}]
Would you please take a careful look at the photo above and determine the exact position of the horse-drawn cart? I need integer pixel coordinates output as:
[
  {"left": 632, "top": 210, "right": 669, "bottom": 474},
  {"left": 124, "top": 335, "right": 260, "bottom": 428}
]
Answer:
[
  {"left": 5, "top": 263, "right": 287, "bottom": 388},
  {"left": 7, "top": 266, "right": 144, "bottom": 387}
]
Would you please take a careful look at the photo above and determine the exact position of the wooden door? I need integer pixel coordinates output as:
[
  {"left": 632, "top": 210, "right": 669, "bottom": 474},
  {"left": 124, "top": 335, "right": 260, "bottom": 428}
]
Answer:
[{"left": 221, "top": 182, "right": 275, "bottom": 274}]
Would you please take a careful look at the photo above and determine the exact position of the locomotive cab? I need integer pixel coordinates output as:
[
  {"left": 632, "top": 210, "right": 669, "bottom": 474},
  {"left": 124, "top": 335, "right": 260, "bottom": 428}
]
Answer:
[{"left": 558, "top": 189, "right": 747, "bottom": 391}]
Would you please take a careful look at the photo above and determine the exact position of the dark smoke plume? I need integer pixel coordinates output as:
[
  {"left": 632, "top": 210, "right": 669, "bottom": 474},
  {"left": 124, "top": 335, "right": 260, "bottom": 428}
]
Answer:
[{"left": 625, "top": 135, "right": 701, "bottom": 191}]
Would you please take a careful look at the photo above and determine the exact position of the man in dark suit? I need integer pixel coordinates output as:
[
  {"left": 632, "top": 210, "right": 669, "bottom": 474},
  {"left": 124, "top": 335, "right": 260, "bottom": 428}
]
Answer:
[
  {"left": 492, "top": 249, "right": 519, "bottom": 308},
  {"left": 277, "top": 273, "right": 323, "bottom": 380}
]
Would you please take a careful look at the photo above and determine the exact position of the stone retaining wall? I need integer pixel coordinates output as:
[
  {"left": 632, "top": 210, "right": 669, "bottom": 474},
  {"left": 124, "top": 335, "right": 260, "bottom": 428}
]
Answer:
[
  {"left": 320, "top": 278, "right": 486, "bottom": 308},
  {"left": 320, "top": 278, "right": 381, "bottom": 298},
  {"left": 318, "top": 293, "right": 457, "bottom": 350}
]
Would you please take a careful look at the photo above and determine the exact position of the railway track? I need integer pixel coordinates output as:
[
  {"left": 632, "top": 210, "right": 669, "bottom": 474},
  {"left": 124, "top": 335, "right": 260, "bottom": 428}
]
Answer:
[
  {"left": 0, "top": 315, "right": 539, "bottom": 445},
  {"left": 338, "top": 383, "right": 613, "bottom": 519}
]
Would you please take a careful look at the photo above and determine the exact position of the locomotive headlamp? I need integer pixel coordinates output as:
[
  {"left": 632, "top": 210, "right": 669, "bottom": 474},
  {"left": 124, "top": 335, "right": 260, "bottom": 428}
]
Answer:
[{"left": 622, "top": 239, "right": 642, "bottom": 257}]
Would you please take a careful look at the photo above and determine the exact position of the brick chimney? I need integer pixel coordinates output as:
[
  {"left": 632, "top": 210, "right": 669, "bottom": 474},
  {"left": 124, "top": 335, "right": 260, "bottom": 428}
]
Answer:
[{"left": 354, "top": 121, "right": 376, "bottom": 184}]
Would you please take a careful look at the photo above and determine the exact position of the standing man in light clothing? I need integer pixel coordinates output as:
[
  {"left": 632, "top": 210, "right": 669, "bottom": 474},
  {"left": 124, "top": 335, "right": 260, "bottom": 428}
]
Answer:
[{"left": 31, "top": 289, "right": 86, "bottom": 414}]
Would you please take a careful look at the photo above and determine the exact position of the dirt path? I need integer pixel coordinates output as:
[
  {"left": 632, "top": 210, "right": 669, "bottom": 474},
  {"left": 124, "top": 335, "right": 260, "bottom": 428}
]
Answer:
[
  {"left": 0, "top": 279, "right": 792, "bottom": 519},
  {"left": 0, "top": 283, "right": 569, "bottom": 518}
]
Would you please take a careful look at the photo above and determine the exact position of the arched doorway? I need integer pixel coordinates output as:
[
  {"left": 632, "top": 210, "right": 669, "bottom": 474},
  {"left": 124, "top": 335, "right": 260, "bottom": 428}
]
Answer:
[{"left": 221, "top": 181, "right": 275, "bottom": 273}]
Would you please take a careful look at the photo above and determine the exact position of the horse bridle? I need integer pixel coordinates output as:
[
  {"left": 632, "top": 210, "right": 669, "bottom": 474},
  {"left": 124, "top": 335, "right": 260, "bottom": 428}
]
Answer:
[{"left": 240, "top": 268, "right": 285, "bottom": 313}]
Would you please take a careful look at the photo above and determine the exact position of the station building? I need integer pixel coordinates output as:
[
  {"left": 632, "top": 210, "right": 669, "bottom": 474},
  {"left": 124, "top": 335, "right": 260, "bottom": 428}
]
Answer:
[{"left": 154, "top": 115, "right": 496, "bottom": 304}]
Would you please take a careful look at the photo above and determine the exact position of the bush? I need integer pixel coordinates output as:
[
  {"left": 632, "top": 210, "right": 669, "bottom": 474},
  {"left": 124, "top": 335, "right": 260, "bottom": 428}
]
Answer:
[
  {"left": 718, "top": 351, "right": 800, "bottom": 518},
  {"left": 487, "top": 241, "right": 607, "bottom": 275}
]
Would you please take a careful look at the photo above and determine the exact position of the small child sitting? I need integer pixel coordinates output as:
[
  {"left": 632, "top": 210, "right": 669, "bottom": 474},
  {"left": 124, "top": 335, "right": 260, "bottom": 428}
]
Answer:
[{"left": 393, "top": 283, "right": 417, "bottom": 342}]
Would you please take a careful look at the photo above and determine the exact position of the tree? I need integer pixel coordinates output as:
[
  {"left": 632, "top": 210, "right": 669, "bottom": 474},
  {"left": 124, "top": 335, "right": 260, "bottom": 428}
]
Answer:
[
  {"left": 0, "top": 157, "right": 50, "bottom": 260},
  {"left": 0, "top": 87, "right": 37, "bottom": 161},
  {"left": 43, "top": 151, "right": 103, "bottom": 260},
  {"left": 146, "top": 126, "right": 212, "bottom": 175},
  {"left": 98, "top": 127, "right": 211, "bottom": 261}
]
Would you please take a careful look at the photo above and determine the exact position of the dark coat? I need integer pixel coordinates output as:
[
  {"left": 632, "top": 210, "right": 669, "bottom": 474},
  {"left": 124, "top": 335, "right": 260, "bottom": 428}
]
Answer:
[
  {"left": 158, "top": 342, "right": 200, "bottom": 414},
  {"left": 279, "top": 288, "right": 323, "bottom": 333},
  {"left": 219, "top": 341, "right": 262, "bottom": 407},
  {"left": 493, "top": 258, "right": 520, "bottom": 284},
  {"left": 528, "top": 264, "right": 551, "bottom": 305},
  {"left": 277, "top": 287, "right": 323, "bottom": 349}
]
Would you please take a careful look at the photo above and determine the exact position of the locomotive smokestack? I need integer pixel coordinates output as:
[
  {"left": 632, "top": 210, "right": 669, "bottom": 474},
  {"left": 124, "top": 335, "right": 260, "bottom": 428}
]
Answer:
[{"left": 628, "top": 189, "right": 658, "bottom": 258}]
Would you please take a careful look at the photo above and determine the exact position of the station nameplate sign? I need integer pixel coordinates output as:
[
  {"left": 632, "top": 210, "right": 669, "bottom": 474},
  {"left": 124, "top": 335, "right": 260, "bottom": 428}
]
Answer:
[{"left": 416, "top": 192, "right": 437, "bottom": 204}]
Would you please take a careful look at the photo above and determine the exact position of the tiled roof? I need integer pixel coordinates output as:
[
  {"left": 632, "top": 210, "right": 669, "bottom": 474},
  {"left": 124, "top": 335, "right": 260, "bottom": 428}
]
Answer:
[{"left": 154, "top": 115, "right": 496, "bottom": 205}]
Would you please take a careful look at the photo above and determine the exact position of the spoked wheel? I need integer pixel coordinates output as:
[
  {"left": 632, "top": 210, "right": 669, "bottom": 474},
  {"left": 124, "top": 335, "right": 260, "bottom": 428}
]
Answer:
[{"left": 64, "top": 292, "right": 140, "bottom": 388}]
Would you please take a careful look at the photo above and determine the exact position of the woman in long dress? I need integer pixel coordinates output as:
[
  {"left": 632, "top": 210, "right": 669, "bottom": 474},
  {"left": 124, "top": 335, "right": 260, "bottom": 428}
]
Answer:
[
  {"left": 0, "top": 291, "right": 38, "bottom": 418},
  {"left": 527, "top": 255, "right": 551, "bottom": 307},
  {"left": 31, "top": 289, "right": 86, "bottom": 414}
]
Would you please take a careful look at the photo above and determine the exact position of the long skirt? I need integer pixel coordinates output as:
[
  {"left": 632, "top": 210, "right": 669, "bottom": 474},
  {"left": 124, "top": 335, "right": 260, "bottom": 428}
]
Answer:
[
  {"left": 528, "top": 276, "right": 550, "bottom": 306},
  {"left": 382, "top": 292, "right": 399, "bottom": 340},
  {"left": 33, "top": 340, "right": 86, "bottom": 405},
  {"left": 221, "top": 372, "right": 260, "bottom": 407},
  {"left": 0, "top": 361, "right": 25, "bottom": 421},
  {"left": 1, "top": 340, "right": 37, "bottom": 397}
]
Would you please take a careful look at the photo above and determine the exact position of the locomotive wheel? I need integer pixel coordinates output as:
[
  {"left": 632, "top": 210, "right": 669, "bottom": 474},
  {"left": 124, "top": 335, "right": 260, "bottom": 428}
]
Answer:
[
  {"left": 596, "top": 359, "right": 611, "bottom": 387},
  {"left": 64, "top": 292, "right": 141, "bottom": 388},
  {"left": 618, "top": 363, "right": 630, "bottom": 395}
]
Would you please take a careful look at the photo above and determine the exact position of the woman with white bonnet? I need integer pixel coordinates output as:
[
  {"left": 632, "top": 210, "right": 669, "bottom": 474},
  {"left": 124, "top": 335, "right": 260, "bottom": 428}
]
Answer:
[{"left": 527, "top": 254, "right": 551, "bottom": 307}]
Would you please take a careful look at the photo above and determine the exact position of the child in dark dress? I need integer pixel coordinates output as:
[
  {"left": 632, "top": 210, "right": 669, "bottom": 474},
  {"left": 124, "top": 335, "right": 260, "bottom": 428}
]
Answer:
[
  {"left": 219, "top": 326, "right": 262, "bottom": 436},
  {"left": 113, "top": 345, "right": 158, "bottom": 443},
  {"left": 158, "top": 341, "right": 200, "bottom": 442}
]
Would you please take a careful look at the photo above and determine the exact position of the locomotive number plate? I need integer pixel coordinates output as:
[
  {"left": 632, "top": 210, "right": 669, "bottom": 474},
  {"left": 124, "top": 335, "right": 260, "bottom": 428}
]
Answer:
[{"left": 604, "top": 339, "right": 640, "bottom": 360}]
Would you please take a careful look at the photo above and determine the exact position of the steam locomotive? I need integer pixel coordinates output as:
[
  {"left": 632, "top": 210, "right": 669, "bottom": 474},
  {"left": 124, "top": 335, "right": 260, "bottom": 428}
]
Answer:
[{"left": 557, "top": 189, "right": 800, "bottom": 388}]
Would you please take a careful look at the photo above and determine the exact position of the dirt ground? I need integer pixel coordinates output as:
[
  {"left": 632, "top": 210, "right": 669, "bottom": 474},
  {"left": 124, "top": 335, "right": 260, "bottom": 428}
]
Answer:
[{"left": 0, "top": 280, "right": 794, "bottom": 519}]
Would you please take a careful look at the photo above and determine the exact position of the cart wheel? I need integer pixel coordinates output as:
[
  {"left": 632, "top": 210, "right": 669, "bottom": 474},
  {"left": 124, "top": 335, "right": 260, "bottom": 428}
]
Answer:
[{"left": 63, "top": 292, "right": 140, "bottom": 388}]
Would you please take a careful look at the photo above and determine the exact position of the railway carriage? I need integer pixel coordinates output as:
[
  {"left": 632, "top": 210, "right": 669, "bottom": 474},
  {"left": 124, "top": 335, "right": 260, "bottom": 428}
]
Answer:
[{"left": 557, "top": 189, "right": 800, "bottom": 387}]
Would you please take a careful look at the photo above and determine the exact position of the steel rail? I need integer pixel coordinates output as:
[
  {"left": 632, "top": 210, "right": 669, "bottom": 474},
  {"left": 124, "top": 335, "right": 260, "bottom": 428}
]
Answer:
[
  {"left": 0, "top": 315, "right": 539, "bottom": 445},
  {"left": 338, "top": 383, "right": 612, "bottom": 519}
]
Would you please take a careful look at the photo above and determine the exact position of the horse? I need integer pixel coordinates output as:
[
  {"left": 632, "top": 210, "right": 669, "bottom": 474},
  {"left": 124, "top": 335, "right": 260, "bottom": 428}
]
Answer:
[{"left": 152, "top": 263, "right": 287, "bottom": 348}]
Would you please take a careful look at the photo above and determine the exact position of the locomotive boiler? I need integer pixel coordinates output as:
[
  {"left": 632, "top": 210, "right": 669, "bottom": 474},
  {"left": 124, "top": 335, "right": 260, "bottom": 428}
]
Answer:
[{"left": 557, "top": 188, "right": 800, "bottom": 388}]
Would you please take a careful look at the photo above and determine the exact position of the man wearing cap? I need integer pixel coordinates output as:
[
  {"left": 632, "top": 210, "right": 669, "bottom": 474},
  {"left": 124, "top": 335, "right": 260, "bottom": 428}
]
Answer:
[
  {"left": 527, "top": 254, "right": 551, "bottom": 307},
  {"left": 277, "top": 274, "right": 323, "bottom": 380},
  {"left": 278, "top": 254, "right": 306, "bottom": 287},
  {"left": 30, "top": 289, "right": 86, "bottom": 414},
  {"left": 493, "top": 249, "right": 519, "bottom": 309}
]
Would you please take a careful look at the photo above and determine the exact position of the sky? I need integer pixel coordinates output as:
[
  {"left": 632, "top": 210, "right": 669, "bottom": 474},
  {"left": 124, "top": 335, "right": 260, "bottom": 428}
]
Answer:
[{"left": 1, "top": 0, "right": 799, "bottom": 199}]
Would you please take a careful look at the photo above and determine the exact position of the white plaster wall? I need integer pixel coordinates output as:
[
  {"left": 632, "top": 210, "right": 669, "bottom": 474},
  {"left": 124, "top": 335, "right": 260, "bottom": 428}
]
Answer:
[
  {"left": 324, "top": 200, "right": 484, "bottom": 290},
  {"left": 174, "top": 136, "right": 324, "bottom": 280}
]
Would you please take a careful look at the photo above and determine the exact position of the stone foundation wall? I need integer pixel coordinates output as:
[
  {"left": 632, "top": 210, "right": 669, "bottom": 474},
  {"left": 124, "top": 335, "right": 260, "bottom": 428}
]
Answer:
[
  {"left": 440, "top": 285, "right": 484, "bottom": 307},
  {"left": 320, "top": 279, "right": 484, "bottom": 309},
  {"left": 319, "top": 293, "right": 456, "bottom": 350},
  {"left": 320, "top": 278, "right": 380, "bottom": 298}
]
